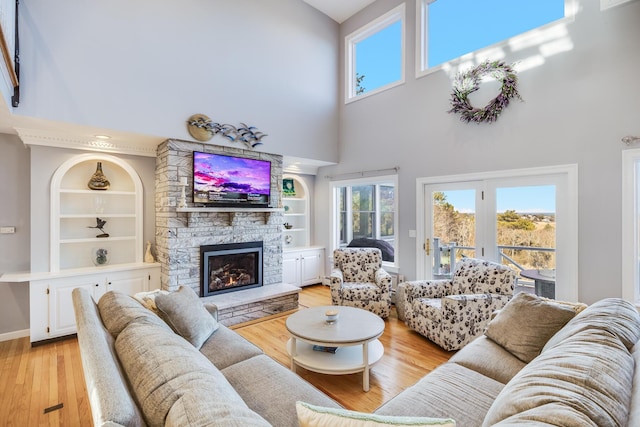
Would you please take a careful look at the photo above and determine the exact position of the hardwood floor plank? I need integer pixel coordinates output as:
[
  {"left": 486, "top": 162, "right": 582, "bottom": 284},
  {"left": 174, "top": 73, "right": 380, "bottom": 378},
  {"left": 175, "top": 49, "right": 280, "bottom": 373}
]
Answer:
[{"left": 0, "top": 284, "right": 452, "bottom": 425}]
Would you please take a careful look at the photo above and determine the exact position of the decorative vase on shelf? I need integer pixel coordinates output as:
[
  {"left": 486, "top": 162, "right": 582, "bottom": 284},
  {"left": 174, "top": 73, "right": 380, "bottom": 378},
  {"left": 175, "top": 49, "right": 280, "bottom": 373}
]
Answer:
[
  {"left": 144, "top": 241, "right": 155, "bottom": 263},
  {"left": 88, "top": 162, "right": 110, "bottom": 190},
  {"left": 91, "top": 247, "right": 110, "bottom": 266}
]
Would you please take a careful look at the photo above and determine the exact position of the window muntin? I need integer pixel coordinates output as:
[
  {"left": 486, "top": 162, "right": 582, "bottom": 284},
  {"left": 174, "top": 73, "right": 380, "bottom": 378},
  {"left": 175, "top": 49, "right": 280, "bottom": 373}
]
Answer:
[
  {"left": 346, "top": 4, "right": 405, "bottom": 102},
  {"left": 417, "top": 0, "right": 570, "bottom": 75}
]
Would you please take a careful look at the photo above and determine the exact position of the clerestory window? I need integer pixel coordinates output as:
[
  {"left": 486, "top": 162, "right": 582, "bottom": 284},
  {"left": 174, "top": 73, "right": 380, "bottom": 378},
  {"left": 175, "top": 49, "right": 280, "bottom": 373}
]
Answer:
[
  {"left": 345, "top": 4, "right": 405, "bottom": 102},
  {"left": 416, "top": 0, "right": 571, "bottom": 76}
]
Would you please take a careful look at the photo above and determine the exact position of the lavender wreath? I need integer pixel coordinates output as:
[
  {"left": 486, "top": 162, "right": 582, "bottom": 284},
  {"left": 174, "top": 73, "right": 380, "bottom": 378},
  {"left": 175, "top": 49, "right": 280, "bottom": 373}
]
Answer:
[{"left": 448, "top": 60, "right": 522, "bottom": 124}]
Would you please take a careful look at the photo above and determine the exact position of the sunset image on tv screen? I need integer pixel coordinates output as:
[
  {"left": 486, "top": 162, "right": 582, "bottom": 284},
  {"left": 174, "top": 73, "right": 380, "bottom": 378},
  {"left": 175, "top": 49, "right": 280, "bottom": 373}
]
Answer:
[{"left": 193, "top": 152, "right": 271, "bottom": 205}]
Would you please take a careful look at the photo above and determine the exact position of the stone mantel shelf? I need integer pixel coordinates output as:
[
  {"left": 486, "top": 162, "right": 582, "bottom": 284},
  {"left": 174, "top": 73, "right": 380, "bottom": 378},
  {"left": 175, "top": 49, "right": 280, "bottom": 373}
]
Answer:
[
  {"left": 176, "top": 206, "right": 284, "bottom": 226},
  {"left": 176, "top": 207, "right": 284, "bottom": 213}
]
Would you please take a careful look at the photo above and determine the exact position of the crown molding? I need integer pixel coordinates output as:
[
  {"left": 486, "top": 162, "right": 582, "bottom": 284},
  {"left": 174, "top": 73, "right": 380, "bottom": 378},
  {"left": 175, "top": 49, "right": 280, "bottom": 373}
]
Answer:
[
  {"left": 15, "top": 127, "right": 163, "bottom": 157},
  {"left": 283, "top": 155, "right": 336, "bottom": 175}
]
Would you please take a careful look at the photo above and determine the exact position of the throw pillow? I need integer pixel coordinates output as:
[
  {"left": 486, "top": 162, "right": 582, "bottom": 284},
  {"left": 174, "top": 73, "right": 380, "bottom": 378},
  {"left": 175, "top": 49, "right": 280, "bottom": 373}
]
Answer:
[
  {"left": 296, "top": 402, "right": 456, "bottom": 427},
  {"left": 133, "top": 289, "right": 170, "bottom": 314},
  {"left": 155, "top": 285, "right": 218, "bottom": 349},
  {"left": 98, "top": 290, "right": 169, "bottom": 337},
  {"left": 484, "top": 292, "right": 577, "bottom": 363}
]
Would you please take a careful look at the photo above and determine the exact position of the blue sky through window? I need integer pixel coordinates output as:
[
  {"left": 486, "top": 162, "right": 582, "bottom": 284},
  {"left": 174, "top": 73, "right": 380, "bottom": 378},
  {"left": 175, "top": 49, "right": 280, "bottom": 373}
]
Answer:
[
  {"left": 428, "top": 0, "right": 564, "bottom": 68},
  {"left": 355, "top": 20, "right": 402, "bottom": 93},
  {"left": 442, "top": 186, "right": 556, "bottom": 214}
]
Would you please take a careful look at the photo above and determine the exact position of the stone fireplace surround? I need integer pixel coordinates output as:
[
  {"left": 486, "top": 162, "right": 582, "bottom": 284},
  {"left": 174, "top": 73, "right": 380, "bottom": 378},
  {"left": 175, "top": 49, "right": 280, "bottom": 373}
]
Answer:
[{"left": 155, "top": 139, "right": 299, "bottom": 325}]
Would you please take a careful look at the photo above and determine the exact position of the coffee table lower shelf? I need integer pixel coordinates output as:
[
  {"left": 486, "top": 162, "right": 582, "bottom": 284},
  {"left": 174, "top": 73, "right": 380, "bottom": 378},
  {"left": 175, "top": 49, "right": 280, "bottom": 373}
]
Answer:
[{"left": 286, "top": 338, "right": 384, "bottom": 392}]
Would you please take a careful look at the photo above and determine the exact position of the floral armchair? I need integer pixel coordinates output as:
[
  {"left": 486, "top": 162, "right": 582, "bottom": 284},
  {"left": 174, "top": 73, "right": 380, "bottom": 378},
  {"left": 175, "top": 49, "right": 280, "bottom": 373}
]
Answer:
[
  {"left": 399, "top": 258, "right": 516, "bottom": 351},
  {"left": 330, "top": 248, "right": 392, "bottom": 318}
]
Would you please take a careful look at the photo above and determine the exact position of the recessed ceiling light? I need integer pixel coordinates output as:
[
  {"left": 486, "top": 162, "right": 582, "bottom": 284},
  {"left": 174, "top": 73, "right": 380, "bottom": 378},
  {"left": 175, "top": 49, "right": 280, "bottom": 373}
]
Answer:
[{"left": 94, "top": 134, "right": 111, "bottom": 140}]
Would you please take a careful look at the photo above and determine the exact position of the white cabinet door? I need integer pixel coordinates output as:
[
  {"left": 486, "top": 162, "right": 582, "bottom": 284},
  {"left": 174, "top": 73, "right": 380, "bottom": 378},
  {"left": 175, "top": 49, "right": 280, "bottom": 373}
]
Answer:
[
  {"left": 284, "top": 248, "right": 325, "bottom": 287},
  {"left": 29, "top": 280, "right": 52, "bottom": 342},
  {"left": 106, "top": 270, "right": 149, "bottom": 294},
  {"left": 300, "top": 250, "right": 324, "bottom": 286},
  {"left": 48, "top": 276, "right": 102, "bottom": 339},
  {"left": 283, "top": 252, "right": 300, "bottom": 285}
]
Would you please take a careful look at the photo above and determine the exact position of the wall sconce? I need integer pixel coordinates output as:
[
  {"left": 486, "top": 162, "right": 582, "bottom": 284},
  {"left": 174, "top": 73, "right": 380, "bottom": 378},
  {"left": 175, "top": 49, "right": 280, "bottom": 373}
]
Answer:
[{"left": 186, "top": 114, "right": 267, "bottom": 149}]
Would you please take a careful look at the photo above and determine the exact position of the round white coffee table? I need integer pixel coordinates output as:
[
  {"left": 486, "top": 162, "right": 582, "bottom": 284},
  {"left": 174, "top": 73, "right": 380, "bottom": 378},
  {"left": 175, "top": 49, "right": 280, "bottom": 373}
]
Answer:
[{"left": 285, "top": 305, "right": 385, "bottom": 392}]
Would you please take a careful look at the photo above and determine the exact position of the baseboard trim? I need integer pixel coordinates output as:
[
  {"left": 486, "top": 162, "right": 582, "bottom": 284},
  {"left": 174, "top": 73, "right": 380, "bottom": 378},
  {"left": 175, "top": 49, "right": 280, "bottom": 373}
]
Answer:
[{"left": 0, "top": 328, "right": 30, "bottom": 342}]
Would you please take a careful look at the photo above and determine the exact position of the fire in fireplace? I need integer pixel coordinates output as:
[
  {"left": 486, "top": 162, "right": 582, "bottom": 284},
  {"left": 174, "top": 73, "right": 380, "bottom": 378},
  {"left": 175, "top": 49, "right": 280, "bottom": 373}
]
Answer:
[{"left": 200, "top": 241, "right": 263, "bottom": 297}]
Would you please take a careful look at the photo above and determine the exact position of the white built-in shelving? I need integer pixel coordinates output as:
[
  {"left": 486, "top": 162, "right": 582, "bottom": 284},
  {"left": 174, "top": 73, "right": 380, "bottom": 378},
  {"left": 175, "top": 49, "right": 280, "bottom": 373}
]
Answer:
[
  {"left": 282, "top": 174, "right": 310, "bottom": 248},
  {"left": 50, "top": 154, "right": 143, "bottom": 271}
]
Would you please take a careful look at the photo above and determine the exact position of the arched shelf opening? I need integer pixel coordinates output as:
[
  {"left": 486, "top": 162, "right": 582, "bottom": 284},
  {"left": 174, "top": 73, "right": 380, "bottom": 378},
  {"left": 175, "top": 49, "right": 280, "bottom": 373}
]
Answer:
[
  {"left": 282, "top": 174, "right": 310, "bottom": 248},
  {"left": 50, "top": 153, "right": 144, "bottom": 271}
]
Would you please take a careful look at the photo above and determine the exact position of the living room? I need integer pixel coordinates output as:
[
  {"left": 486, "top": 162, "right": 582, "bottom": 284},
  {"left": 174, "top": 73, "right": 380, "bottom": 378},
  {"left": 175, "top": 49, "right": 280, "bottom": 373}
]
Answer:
[
  {"left": 1, "top": 0, "right": 639, "bottom": 339},
  {"left": 0, "top": 0, "right": 639, "bottom": 424}
]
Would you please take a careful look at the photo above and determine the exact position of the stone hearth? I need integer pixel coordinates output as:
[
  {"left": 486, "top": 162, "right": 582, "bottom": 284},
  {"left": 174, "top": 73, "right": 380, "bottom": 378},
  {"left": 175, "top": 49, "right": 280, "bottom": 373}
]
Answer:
[{"left": 202, "top": 283, "right": 300, "bottom": 326}]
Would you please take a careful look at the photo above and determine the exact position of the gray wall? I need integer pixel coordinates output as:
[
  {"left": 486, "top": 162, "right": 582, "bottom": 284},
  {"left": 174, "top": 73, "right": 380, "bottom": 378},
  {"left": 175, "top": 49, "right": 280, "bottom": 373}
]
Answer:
[
  {"left": 18, "top": 0, "right": 339, "bottom": 163},
  {"left": 0, "top": 135, "right": 30, "bottom": 334},
  {"left": 315, "top": 0, "right": 640, "bottom": 304}
]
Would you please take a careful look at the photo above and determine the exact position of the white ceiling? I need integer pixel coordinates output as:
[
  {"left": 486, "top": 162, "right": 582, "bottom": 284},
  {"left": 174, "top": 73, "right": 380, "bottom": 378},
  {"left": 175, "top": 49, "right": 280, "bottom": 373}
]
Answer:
[{"left": 302, "top": 0, "right": 375, "bottom": 23}]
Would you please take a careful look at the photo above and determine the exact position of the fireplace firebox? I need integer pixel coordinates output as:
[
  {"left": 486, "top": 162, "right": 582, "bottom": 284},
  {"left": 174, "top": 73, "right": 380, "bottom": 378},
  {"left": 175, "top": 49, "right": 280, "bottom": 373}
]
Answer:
[{"left": 200, "top": 241, "right": 263, "bottom": 297}]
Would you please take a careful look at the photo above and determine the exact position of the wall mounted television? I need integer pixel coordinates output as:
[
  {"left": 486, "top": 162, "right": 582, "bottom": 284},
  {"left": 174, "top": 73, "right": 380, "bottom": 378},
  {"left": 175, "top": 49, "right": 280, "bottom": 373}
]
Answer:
[{"left": 192, "top": 151, "right": 271, "bottom": 207}]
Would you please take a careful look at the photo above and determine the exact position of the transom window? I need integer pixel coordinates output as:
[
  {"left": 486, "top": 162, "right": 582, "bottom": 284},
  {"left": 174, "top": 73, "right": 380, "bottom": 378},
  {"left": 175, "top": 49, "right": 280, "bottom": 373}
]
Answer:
[
  {"left": 332, "top": 176, "right": 398, "bottom": 268},
  {"left": 417, "top": 0, "right": 570, "bottom": 75},
  {"left": 345, "top": 4, "right": 405, "bottom": 102}
]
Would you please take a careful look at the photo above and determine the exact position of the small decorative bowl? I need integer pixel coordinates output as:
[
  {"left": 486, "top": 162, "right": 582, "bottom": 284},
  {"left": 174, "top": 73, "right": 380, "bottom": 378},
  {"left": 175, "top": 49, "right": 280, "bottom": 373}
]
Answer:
[{"left": 325, "top": 309, "right": 339, "bottom": 324}]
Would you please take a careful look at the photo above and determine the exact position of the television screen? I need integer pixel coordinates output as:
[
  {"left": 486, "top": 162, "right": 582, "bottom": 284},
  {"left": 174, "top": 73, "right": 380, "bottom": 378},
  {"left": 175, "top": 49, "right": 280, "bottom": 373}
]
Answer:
[{"left": 193, "top": 152, "right": 271, "bottom": 207}]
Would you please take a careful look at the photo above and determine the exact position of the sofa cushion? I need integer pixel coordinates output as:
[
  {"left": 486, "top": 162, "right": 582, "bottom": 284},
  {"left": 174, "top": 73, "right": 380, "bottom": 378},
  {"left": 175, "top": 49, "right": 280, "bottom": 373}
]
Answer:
[
  {"left": 296, "top": 401, "right": 456, "bottom": 427},
  {"left": 115, "top": 320, "right": 260, "bottom": 427},
  {"left": 165, "top": 388, "right": 270, "bottom": 426},
  {"left": 199, "top": 324, "right": 264, "bottom": 370},
  {"left": 484, "top": 292, "right": 577, "bottom": 363},
  {"left": 155, "top": 285, "right": 218, "bottom": 349},
  {"left": 374, "top": 362, "right": 504, "bottom": 427},
  {"left": 542, "top": 297, "right": 640, "bottom": 352},
  {"left": 449, "top": 336, "right": 525, "bottom": 385},
  {"left": 483, "top": 327, "right": 634, "bottom": 427},
  {"left": 98, "top": 290, "right": 169, "bottom": 337},
  {"left": 222, "top": 354, "right": 341, "bottom": 427}
]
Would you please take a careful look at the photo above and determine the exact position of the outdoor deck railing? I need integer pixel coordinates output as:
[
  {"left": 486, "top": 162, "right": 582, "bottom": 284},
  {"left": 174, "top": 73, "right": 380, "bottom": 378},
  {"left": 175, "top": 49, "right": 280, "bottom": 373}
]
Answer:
[{"left": 432, "top": 239, "right": 555, "bottom": 283}]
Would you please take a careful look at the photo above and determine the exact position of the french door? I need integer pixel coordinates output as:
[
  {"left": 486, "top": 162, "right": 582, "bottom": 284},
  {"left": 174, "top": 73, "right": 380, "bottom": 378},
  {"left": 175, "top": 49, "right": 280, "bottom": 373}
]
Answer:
[{"left": 417, "top": 166, "right": 578, "bottom": 301}]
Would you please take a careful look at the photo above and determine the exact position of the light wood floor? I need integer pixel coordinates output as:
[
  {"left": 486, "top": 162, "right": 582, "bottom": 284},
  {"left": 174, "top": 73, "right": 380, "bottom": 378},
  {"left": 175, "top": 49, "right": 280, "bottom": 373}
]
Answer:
[{"left": 0, "top": 285, "right": 453, "bottom": 425}]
